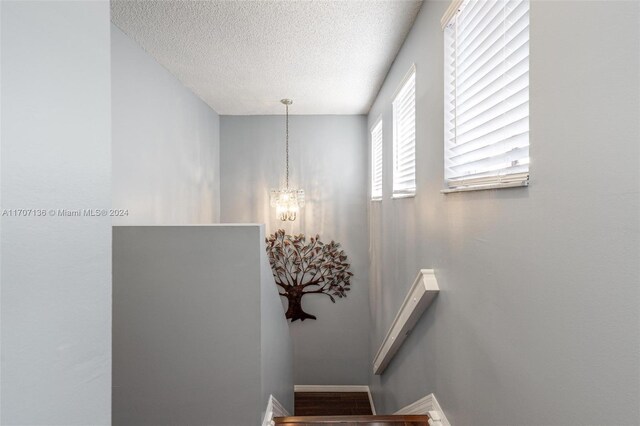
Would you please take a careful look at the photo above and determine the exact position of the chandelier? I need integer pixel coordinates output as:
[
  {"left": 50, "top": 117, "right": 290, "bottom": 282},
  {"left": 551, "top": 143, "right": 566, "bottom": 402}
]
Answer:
[{"left": 270, "top": 99, "right": 305, "bottom": 221}]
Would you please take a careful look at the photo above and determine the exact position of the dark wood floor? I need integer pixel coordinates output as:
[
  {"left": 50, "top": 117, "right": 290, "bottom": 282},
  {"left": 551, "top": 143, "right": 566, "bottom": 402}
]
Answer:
[{"left": 295, "top": 392, "right": 373, "bottom": 416}]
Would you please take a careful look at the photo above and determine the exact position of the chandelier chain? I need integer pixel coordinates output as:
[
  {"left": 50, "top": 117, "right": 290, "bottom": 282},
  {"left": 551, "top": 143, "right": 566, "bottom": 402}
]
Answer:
[{"left": 285, "top": 103, "right": 289, "bottom": 189}]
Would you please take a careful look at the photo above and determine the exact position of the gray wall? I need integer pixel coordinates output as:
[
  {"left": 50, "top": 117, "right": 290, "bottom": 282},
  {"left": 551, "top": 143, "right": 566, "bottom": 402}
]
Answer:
[
  {"left": 111, "top": 24, "right": 221, "bottom": 225},
  {"left": 367, "top": 1, "right": 640, "bottom": 425},
  {"left": 112, "top": 225, "right": 293, "bottom": 425},
  {"left": 220, "top": 115, "right": 370, "bottom": 385},
  {"left": 0, "top": 1, "right": 112, "bottom": 423},
  {"left": 260, "top": 230, "right": 295, "bottom": 413}
]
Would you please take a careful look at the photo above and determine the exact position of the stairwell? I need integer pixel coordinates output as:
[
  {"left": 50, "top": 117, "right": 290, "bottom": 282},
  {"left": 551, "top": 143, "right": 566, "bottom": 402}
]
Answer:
[{"left": 273, "top": 392, "right": 430, "bottom": 425}]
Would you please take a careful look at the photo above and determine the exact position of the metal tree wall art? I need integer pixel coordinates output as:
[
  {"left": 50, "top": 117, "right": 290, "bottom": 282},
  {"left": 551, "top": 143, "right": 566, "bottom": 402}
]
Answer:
[{"left": 266, "top": 229, "right": 353, "bottom": 321}]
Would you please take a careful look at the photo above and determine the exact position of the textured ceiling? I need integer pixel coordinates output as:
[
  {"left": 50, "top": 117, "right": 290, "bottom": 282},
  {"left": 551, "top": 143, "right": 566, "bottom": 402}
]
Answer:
[{"left": 111, "top": 0, "right": 422, "bottom": 115}]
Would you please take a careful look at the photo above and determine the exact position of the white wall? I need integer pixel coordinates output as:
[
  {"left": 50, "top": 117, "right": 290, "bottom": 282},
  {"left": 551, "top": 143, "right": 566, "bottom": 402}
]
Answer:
[
  {"left": 220, "top": 115, "right": 370, "bottom": 385},
  {"left": 111, "top": 25, "right": 220, "bottom": 225},
  {"left": 368, "top": 1, "right": 640, "bottom": 424},
  {"left": 1, "top": 1, "right": 112, "bottom": 423}
]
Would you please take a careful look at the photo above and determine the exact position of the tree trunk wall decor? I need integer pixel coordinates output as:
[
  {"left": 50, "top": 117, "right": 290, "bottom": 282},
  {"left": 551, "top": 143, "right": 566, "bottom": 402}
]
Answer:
[{"left": 266, "top": 229, "right": 353, "bottom": 322}]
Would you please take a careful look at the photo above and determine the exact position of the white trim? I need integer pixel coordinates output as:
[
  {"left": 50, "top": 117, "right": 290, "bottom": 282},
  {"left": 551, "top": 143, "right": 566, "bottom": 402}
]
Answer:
[
  {"left": 295, "top": 385, "right": 369, "bottom": 393},
  {"left": 441, "top": 0, "right": 464, "bottom": 30},
  {"left": 294, "top": 385, "right": 376, "bottom": 415},
  {"left": 441, "top": 180, "right": 529, "bottom": 194},
  {"left": 443, "top": 172, "right": 529, "bottom": 194},
  {"left": 261, "top": 395, "right": 290, "bottom": 426},
  {"left": 391, "top": 63, "right": 416, "bottom": 102},
  {"left": 370, "top": 117, "right": 384, "bottom": 201},
  {"left": 369, "top": 115, "right": 382, "bottom": 134},
  {"left": 367, "top": 388, "right": 377, "bottom": 415},
  {"left": 373, "top": 270, "right": 439, "bottom": 375},
  {"left": 391, "top": 192, "right": 416, "bottom": 199},
  {"left": 395, "top": 393, "right": 451, "bottom": 426}
]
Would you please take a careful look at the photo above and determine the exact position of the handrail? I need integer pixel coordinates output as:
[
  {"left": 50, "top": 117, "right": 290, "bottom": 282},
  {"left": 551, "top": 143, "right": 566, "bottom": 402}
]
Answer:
[{"left": 373, "top": 269, "right": 439, "bottom": 375}]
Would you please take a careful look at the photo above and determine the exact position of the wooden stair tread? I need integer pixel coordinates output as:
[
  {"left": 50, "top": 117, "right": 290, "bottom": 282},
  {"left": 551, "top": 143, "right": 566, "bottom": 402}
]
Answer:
[
  {"left": 295, "top": 392, "right": 372, "bottom": 416},
  {"left": 274, "top": 414, "right": 430, "bottom": 425}
]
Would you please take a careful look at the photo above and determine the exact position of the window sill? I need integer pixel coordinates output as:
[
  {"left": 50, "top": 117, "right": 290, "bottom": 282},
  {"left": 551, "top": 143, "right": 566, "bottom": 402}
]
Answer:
[
  {"left": 391, "top": 192, "right": 416, "bottom": 199},
  {"left": 441, "top": 180, "right": 528, "bottom": 194},
  {"left": 370, "top": 198, "right": 383, "bottom": 202}
]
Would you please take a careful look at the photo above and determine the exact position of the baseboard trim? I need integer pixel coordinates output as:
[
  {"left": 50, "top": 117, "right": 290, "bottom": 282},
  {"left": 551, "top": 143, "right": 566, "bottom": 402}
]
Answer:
[
  {"left": 294, "top": 385, "right": 368, "bottom": 393},
  {"left": 395, "top": 393, "right": 450, "bottom": 426},
  {"left": 367, "top": 387, "right": 376, "bottom": 415},
  {"left": 294, "top": 385, "right": 376, "bottom": 415},
  {"left": 261, "top": 394, "right": 290, "bottom": 426}
]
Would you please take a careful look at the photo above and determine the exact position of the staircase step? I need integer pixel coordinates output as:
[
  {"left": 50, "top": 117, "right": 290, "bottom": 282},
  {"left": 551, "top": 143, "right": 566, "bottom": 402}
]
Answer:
[
  {"left": 295, "top": 392, "right": 372, "bottom": 416},
  {"left": 274, "top": 414, "right": 430, "bottom": 425}
]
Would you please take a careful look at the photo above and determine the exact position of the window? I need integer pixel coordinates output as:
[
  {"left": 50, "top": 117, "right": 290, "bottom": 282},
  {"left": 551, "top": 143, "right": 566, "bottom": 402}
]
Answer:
[
  {"left": 392, "top": 66, "right": 417, "bottom": 197},
  {"left": 371, "top": 119, "right": 383, "bottom": 200},
  {"left": 442, "top": 0, "right": 530, "bottom": 192}
]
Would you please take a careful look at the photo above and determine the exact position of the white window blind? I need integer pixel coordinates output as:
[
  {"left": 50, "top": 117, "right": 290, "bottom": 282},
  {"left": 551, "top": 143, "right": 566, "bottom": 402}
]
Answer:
[
  {"left": 443, "top": 0, "right": 530, "bottom": 192},
  {"left": 371, "top": 120, "right": 383, "bottom": 200},
  {"left": 392, "top": 66, "right": 417, "bottom": 197}
]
